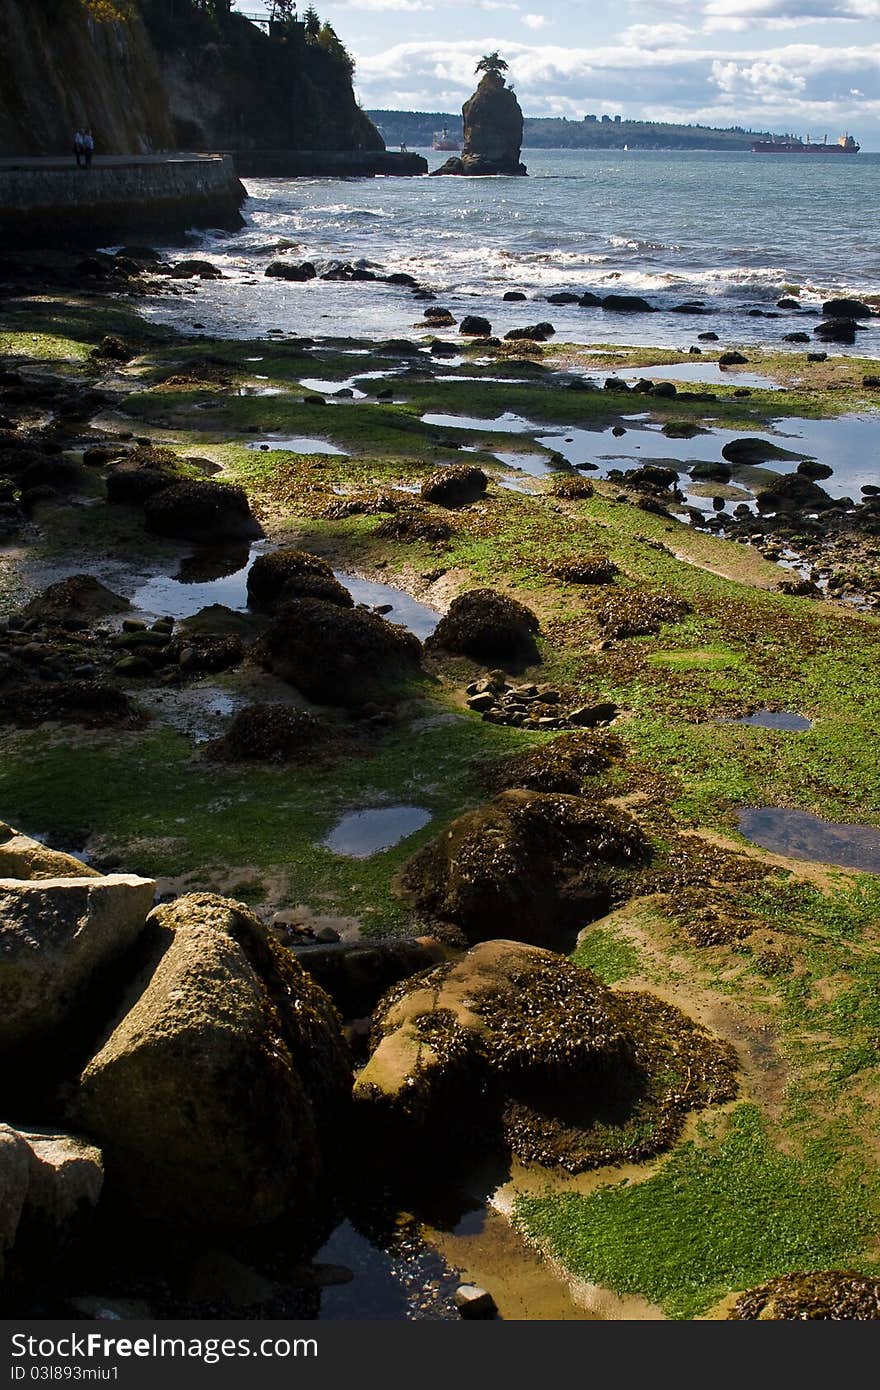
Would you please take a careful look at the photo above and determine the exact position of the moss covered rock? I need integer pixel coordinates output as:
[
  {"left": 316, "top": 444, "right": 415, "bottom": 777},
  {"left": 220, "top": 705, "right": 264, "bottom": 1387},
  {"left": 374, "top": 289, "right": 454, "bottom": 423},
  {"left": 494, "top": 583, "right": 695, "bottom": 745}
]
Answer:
[
  {"left": 728, "top": 1270, "right": 880, "bottom": 1320},
  {"left": 23, "top": 575, "right": 129, "bottom": 623},
  {"left": 599, "top": 589, "right": 692, "bottom": 639},
  {"left": 206, "top": 703, "right": 333, "bottom": 764},
  {"left": 247, "top": 549, "right": 353, "bottom": 612},
  {"left": 144, "top": 480, "right": 263, "bottom": 544},
  {"left": 259, "top": 598, "right": 422, "bottom": 708},
  {"left": 427, "top": 589, "right": 540, "bottom": 665},
  {"left": 420, "top": 466, "right": 488, "bottom": 509},
  {"left": 73, "top": 894, "right": 351, "bottom": 1236},
  {"left": 479, "top": 731, "right": 622, "bottom": 795},
  {"left": 355, "top": 940, "right": 735, "bottom": 1172},
  {"left": 398, "top": 790, "right": 649, "bottom": 947}
]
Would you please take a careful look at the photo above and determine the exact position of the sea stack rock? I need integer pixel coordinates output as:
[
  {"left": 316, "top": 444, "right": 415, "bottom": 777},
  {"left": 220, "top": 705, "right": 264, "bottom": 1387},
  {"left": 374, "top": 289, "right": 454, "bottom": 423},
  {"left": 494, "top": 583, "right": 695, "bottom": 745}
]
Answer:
[{"left": 433, "top": 58, "right": 526, "bottom": 176}]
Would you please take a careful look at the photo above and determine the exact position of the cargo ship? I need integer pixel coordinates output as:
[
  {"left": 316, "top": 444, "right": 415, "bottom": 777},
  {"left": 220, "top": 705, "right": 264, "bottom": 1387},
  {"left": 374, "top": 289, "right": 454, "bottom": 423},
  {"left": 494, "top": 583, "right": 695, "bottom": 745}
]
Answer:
[{"left": 752, "top": 133, "right": 860, "bottom": 154}]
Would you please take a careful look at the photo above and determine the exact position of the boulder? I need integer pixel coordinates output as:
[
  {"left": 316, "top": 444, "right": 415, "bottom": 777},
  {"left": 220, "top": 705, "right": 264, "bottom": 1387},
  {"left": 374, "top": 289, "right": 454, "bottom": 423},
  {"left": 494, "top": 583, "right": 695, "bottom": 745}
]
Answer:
[
  {"left": 264, "top": 260, "right": 317, "bottom": 282},
  {"left": 822, "top": 298, "right": 873, "bottom": 320},
  {"left": 598, "top": 589, "right": 691, "bottom": 639},
  {"left": 427, "top": 588, "right": 540, "bottom": 664},
  {"left": 16, "top": 1129, "right": 103, "bottom": 1242},
  {"left": 548, "top": 474, "right": 594, "bottom": 500},
  {"left": 728, "top": 1270, "right": 880, "bottom": 1320},
  {"left": 756, "top": 473, "right": 834, "bottom": 513},
  {"left": 398, "top": 790, "right": 648, "bottom": 946},
  {"left": 22, "top": 575, "right": 129, "bottom": 624},
  {"left": 247, "top": 549, "right": 353, "bottom": 612},
  {"left": 355, "top": 939, "right": 735, "bottom": 1172},
  {"left": 259, "top": 598, "right": 422, "bottom": 707},
  {"left": 171, "top": 260, "right": 222, "bottom": 280},
  {"left": 601, "top": 295, "right": 655, "bottom": 314},
  {"left": 479, "top": 730, "right": 622, "bottom": 795},
  {"left": 143, "top": 481, "right": 263, "bottom": 544},
  {"left": 719, "top": 351, "right": 748, "bottom": 366},
  {"left": 433, "top": 70, "right": 526, "bottom": 177},
  {"left": 549, "top": 554, "right": 618, "bottom": 584},
  {"left": 73, "top": 894, "right": 351, "bottom": 1235},
  {"left": 420, "top": 465, "right": 488, "bottom": 508},
  {"left": 690, "top": 461, "right": 732, "bottom": 483},
  {"left": 721, "top": 437, "right": 806, "bottom": 467},
  {"left": 0, "top": 822, "right": 97, "bottom": 881},
  {"left": 0, "top": 1125, "right": 29, "bottom": 1278},
  {"left": 207, "top": 704, "right": 333, "bottom": 764},
  {"left": 814, "top": 319, "right": 857, "bottom": 343},
  {"left": 0, "top": 874, "right": 155, "bottom": 1056},
  {"left": 455, "top": 1285, "right": 497, "bottom": 1319},
  {"left": 294, "top": 937, "right": 449, "bottom": 1019},
  {"left": 459, "top": 315, "right": 491, "bottom": 336}
]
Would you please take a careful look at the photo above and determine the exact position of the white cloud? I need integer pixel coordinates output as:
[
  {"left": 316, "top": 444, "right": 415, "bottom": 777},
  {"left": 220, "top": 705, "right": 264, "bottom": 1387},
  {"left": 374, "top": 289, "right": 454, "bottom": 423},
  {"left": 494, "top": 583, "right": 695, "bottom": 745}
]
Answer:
[
  {"left": 620, "top": 23, "right": 696, "bottom": 47},
  {"left": 522, "top": 12, "right": 549, "bottom": 28},
  {"left": 704, "top": 0, "right": 880, "bottom": 30}
]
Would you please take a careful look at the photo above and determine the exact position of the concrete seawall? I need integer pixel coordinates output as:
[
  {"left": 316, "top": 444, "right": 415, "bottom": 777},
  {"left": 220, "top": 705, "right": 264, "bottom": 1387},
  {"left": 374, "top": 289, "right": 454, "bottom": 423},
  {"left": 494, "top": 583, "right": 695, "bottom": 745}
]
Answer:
[
  {"left": 0, "top": 155, "right": 246, "bottom": 249},
  {"left": 234, "top": 150, "right": 428, "bottom": 178}
]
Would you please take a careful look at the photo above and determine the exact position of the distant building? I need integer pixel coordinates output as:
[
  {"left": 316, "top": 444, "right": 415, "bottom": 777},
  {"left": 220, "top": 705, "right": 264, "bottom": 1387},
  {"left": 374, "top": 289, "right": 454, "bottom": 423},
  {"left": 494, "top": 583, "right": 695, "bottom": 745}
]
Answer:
[
  {"left": 614, "top": 114, "right": 621, "bottom": 124},
  {"left": 584, "top": 114, "right": 597, "bottom": 122},
  {"left": 601, "top": 114, "right": 611, "bottom": 124}
]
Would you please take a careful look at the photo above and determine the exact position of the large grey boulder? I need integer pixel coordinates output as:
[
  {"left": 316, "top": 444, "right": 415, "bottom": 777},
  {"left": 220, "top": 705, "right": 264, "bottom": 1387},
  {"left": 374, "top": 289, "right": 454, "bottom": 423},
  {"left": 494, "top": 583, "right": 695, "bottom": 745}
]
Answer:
[
  {"left": 0, "top": 874, "right": 155, "bottom": 1054},
  {"left": 0, "top": 1125, "right": 103, "bottom": 1280},
  {"left": 0, "top": 822, "right": 98, "bottom": 880},
  {"left": 74, "top": 894, "right": 351, "bottom": 1237}
]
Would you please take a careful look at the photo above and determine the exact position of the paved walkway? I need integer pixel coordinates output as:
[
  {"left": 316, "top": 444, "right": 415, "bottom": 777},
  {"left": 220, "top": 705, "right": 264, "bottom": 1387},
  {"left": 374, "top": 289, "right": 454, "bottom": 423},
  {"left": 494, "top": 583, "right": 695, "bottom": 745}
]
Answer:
[{"left": 0, "top": 153, "right": 226, "bottom": 171}]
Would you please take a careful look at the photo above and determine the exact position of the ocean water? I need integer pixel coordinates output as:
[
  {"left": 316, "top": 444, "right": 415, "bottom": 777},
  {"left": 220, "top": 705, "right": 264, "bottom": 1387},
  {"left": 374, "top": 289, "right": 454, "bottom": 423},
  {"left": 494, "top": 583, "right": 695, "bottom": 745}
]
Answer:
[{"left": 141, "top": 147, "right": 880, "bottom": 350}]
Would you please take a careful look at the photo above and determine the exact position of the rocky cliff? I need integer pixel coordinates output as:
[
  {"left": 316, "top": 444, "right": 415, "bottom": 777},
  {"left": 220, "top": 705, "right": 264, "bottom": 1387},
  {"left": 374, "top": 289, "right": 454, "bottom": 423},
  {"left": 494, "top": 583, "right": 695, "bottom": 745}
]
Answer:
[
  {"left": 143, "top": 8, "right": 383, "bottom": 154},
  {"left": 433, "top": 70, "right": 526, "bottom": 177},
  {"left": 0, "top": 0, "right": 174, "bottom": 157}
]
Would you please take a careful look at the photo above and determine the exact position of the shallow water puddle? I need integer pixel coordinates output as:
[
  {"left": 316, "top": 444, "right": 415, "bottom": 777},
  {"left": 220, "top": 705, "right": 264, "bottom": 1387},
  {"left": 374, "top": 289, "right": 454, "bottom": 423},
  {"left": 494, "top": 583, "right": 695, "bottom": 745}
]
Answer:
[
  {"left": 613, "top": 361, "right": 782, "bottom": 390},
  {"left": 246, "top": 437, "right": 348, "bottom": 455},
  {"left": 316, "top": 1220, "right": 459, "bottom": 1320},
  {"left": 422, "top": 411, "right": 538, "bottom": 434},
  {"left": 322, "top": 805, "right": 432, "bottom": 858},
  {"left": 335, "top": 571, "right": 441, "bottom": 639},
  {"left": 299, "top": 378, "right": 367, "bottom": 399},
  {"left": 131, "top": 542, "right": 266, "bottom": 617},
  {"left": 734, "top": 710, "right": 812, "bottom": 731},
  {"left": 738, "top": 807, "right": 880, "bottom": 872}
]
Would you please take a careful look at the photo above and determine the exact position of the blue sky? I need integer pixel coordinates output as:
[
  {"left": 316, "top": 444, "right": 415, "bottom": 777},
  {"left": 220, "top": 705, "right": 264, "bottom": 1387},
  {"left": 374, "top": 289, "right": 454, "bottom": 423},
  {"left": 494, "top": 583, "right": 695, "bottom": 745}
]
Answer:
[{"left": 235, "top": 2, "right": 880, "bottom": 143}]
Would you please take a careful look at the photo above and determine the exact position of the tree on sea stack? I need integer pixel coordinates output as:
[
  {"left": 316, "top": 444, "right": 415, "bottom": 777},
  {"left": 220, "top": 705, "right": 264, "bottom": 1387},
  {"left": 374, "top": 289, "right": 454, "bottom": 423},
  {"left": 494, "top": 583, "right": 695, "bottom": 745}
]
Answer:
[{"left": 432, "top": 51, "right": 526, "bottom": 177}]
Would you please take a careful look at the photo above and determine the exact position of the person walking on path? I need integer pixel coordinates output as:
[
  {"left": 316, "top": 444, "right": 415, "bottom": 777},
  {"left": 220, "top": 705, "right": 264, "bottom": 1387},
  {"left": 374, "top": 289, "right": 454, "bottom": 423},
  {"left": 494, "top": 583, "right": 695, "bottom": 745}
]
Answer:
[
  {"left": 73, "top": 130, "right": 85, "bottom": 166},
  {"left": 83, "top": 130, "right": 94, "bottom": 167}
]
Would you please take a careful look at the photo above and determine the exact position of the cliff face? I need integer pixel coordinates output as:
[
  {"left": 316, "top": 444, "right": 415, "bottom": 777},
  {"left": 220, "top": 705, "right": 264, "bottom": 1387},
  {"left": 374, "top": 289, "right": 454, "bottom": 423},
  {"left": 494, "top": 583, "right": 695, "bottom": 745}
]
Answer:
[
  {"left": 148, "top": 15, "right": 383, "bottom": 154},
  {"left": 432, "top": 71, "right": 526, "bottom": 176},
  {"left": 0, "top": 0, "right": 174, "bottom": 156}
]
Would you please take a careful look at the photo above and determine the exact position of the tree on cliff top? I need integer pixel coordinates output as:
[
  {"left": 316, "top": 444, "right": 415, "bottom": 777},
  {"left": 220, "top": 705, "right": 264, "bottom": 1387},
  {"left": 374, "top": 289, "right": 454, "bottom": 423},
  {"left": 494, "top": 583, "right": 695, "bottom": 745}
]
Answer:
[
  {"left": 476, "top": 52, "right": 509, "bottom": 78},
  {"left": 303, "top": 5, "right": 320, "bottom": 35}
]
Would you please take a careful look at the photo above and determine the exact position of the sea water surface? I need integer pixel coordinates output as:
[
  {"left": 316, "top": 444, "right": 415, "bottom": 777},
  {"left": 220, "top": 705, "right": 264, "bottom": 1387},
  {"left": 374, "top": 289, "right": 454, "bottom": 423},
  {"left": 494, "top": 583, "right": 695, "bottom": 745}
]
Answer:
[{"left": 141, "top": 148, "right": 880, "bottom": 351}]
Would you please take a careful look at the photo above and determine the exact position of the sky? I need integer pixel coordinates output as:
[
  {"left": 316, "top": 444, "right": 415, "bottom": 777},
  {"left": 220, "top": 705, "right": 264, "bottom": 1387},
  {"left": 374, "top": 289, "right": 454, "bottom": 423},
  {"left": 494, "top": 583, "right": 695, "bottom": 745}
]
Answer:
[{"left": 234, "top": 1, "right": 880, "bottom": 145}]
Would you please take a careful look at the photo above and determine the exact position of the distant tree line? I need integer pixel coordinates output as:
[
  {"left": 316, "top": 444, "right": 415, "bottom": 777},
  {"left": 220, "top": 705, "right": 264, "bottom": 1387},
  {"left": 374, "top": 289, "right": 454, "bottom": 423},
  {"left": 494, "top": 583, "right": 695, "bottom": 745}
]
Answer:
[{"left": 368, "top": 109, "right": 775, "bottom": 151}]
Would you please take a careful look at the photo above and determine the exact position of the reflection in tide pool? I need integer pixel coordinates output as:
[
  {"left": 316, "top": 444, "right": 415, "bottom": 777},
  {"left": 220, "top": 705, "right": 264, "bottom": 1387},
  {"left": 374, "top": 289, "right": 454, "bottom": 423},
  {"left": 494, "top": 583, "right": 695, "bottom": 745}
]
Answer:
[
  {"left": 322, "top": 805, "right": 432, "bottom": 858},
  {"left": 738, "top": 807, "right": 880, "bottom": 872}
]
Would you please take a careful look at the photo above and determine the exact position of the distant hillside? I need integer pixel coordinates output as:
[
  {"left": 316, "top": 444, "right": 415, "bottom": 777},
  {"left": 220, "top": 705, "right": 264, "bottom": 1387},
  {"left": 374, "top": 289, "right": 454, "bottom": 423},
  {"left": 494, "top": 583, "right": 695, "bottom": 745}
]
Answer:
[{"left": 369, "top": 110, "right": 774, "bottom": 152}]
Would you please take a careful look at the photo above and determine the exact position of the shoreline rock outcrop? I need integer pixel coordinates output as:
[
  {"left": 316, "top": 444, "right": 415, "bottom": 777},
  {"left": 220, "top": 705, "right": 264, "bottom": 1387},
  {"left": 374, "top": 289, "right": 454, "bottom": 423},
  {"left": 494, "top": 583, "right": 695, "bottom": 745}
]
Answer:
[{"left": 433, "top": 68, "right": 526, "bottom": 177}]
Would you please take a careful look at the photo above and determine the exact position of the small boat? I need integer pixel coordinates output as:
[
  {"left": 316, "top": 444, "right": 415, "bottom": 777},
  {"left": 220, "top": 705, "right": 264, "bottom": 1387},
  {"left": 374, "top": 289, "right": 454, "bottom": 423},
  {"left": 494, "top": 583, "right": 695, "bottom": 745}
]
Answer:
[{"left": 432, "top": 127, "right": 462, "bottom": 151}]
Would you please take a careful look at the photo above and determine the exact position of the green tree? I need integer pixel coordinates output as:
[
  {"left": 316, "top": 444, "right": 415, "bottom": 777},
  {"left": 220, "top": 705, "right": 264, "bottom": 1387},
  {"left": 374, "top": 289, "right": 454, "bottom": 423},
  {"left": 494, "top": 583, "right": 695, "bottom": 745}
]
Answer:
[
  {"left": 475, "top": 52, "right": 509, "bottom": 78},
  {"left": 317, "top": 21, "right": 353, "bottom": 75},
  {"left": 303, "top": 5, "right": 320, "bottom": 35}
]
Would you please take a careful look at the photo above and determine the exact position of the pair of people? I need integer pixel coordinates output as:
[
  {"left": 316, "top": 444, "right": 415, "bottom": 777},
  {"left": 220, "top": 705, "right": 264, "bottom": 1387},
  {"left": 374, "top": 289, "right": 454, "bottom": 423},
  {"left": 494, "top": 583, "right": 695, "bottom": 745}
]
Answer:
[{"left": 73, "top": 129, "right": 94, "bottom": 167}]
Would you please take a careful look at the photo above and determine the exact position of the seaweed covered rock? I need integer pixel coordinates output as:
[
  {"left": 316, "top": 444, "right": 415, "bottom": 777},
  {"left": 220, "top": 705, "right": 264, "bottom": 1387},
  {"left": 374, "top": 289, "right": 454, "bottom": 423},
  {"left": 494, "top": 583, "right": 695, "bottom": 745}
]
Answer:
[
  {"left": 548, "top": 474, "right": 594, "bottom": 500},
  {"left": 260, "top": 598, "right": 422, "bottom": 707},
  {"left": 22, "top": 575, "right": 129, "bottom": 624},
  {"left": 143, "top": 480, "right": 263, "bottom": 544},
  {"left": 164, "top": 632, "right": 245, "bottom": 675},
  {"left": 207, "top": 704, "right": 333, "bottom": 764},
  {"left": 721, "top": 437, "right": 805, "bottom": 467},
  {"left": 420, "top": 466, "right": 488, "bottom": 509},
  {"left": 479, "top": 731, "right": 622, "bottom": 795},
  {"left": 599, "top": 589, "right": 692, "bottom": 639},
  {"left": 549, "top": 554, "right": 618, "bottom": 585},
  {"left": 73, "top": 894, "right": 351, "bottom": 1235},
  {"left": 728, "top": 1271, "right": 880, "bottom": 1320},
  {"left": 398, "top": 790, "right": 648, "bottom": 947},
  {"left": 105, "top": 445, "right": 183, "bottom": 505},
  {"left": 355, "top": 940, "right": 736, "bottom": 1172},
  {"left": 247, "top": 549, "right": 353, "bottom": 612},
  {"left": 376, "top": 508, "right": 453, "bottom": 544},
  {"left": 0, "top": 874, "right": 155, "bottom": 1058},
  {"left": 427, "top": 589, "right": 540, "bottom": 664},
  {"left": 0, "top": 822, "right": 98, "bottom": 881},
  {"left": 756, "top": 473, "right": 835, "bottom": 514},
  {"left": 0, "top": 680, "right": 140, "bottom": 729}
]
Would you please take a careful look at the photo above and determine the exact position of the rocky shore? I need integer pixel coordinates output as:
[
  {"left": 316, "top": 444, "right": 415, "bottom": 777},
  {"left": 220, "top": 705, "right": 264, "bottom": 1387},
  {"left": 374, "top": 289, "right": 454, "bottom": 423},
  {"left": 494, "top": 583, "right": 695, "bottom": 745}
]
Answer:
[{"left": 0, "top": 243, "right": 879, "bottom": 1321}]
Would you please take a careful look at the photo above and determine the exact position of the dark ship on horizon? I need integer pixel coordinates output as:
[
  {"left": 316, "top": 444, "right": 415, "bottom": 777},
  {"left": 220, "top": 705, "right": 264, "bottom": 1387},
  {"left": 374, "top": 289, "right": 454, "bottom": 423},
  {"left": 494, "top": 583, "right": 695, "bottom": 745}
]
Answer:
[{"left": 752, "top": 132, "right": 860, "bottom": 155}]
